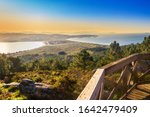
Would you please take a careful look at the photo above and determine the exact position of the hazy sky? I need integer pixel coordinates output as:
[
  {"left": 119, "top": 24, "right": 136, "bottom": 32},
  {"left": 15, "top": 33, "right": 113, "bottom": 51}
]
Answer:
[{"left": 0, "top": 0, "right": 150, "bottom": 34}]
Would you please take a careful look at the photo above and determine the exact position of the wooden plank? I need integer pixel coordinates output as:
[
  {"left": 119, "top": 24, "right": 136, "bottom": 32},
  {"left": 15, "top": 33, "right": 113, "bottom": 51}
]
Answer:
[
  {"left": 131, "top": 89, "right": 150, "bottom": 96},
  {"left": 127, "top": 90, "right": 149, "bottom": 100},
  {"left": 127, "top": 94, "right": 145, "bottom": 100},
  {"left": 128, "top": 92, "right": 147, "bottom": 98},
  {"left": 137, "top": 84, "right": 150, "bottom": 93},
  {"left": 126, "top": 83, "right": 150, "bottom": 100},
  {"left": 127, "top": 93, "right": 146, "bottom": 99},
  {"left": 77, "top": 69, "right": 105, "bottom": 100}
]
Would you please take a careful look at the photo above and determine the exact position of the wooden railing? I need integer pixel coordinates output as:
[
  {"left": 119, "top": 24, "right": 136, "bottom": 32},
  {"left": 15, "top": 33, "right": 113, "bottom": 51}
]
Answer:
[{"left": 77, "top": 53, "right": 150, "bottom": 100}]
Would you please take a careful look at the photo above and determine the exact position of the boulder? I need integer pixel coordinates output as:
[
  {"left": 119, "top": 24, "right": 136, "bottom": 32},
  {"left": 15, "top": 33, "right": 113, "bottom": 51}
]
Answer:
[
  {"left": 19, "top": 79, "right": 36, "bottom": 94},
  {"left": 34, "top": 83, "right": 53, "bottom": 99},
  {"left": 3, "top": 79, "right": 53, "bottom": 99}
]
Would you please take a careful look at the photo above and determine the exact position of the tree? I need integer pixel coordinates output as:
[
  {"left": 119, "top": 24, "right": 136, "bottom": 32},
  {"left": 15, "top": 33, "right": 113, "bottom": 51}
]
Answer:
[
  {"left": 9, "top": 57, "right": 22, "bottom": 72},
  {"left": 108, "top": 41, "right": 123, "bottom": 60},
  {"left": 32, "top": 60, "right": 40, "bottom": 71},
  {"left": 122, "top": 44, "right": 141, "bottom": 57},
  {"left": 71, "top": 50, "right": 94, "bottom": 69},
  {"left": 0, "top": 54, "right": 12, "bottom": 79},
  {"left": 141, "top": 36, "right": 150, "bottom": 53}
]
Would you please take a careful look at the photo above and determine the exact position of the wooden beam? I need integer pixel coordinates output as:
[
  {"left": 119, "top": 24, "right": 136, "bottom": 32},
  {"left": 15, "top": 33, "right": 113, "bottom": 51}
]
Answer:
[
  {"left": 138, "top": 69, "right": 150, "bottom": 82},
  {"left": 77, "top": 69, "right": 105, "bottom": 100},
  {"left": 131, "top": 61, "right": 139, "bottom": 84},
  {"left": 101, "top": 53, "right": 150, "bottom": 75},
  {"left": 101, "top": 54, "right": 139, "bottom": 75}
]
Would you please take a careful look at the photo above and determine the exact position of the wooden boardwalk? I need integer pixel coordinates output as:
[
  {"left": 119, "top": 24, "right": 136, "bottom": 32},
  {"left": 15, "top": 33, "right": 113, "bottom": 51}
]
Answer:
[
  {"left": 125, "top": 82, "right": 150, "bottom": 100},
  {"left": 77, "top": 53, "right": 150, "bottom": 100}
]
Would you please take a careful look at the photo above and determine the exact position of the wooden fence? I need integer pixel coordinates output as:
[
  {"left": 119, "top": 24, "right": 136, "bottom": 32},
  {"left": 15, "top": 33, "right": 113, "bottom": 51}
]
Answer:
[{"left": 77, "top": 53, "right": 150, "bottom": 100}]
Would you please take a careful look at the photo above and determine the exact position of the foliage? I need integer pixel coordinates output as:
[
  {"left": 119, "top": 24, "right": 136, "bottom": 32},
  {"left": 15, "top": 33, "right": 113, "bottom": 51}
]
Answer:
[
  {"left": 0, "top": 83, "right": 27, "bottom": 100},
  {"left": 0, "top": 54, "right": 12, "bottom": 78},
  {"left": 71, "top": 50, "right": 95, "bottom": 70},
  {"left": 9, "top": 69, "right": 93, "bottom": 99},
  {"left": 141, "top": 36, "right": 150, "bottom": 53},
  {"left": 108, "top": 41, "right": 123, "bottom": 60}
]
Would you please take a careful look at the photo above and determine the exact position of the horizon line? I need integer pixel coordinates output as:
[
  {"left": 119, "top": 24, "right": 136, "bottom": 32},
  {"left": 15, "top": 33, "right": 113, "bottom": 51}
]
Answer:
[{"left": 0, "top": 31, "right": 150, "bottom": 35}]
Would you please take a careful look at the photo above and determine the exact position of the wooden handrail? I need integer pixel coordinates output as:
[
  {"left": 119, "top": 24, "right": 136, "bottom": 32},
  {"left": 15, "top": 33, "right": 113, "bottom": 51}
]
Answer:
[
  {"left": 77, "top": 53, "right": 150, "bottom": 100},
  {"left": 101, "top": 53, "right": 150, "bottom": 75},
  {"left": 77, "top": 69, "right": 105, "bottom": 100}
]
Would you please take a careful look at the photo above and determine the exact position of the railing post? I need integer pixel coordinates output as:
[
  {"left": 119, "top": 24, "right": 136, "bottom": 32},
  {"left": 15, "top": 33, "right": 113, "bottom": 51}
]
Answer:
[
  {"left": 123, "top": 65, "right": 132, "bottom": 91},
  {"left": 77, "top": 69, "right": 105, "bottom": 100},
  {"left": 98, "top": 73, "right": 105, "bottom": 100},
  {"left": 131, "top": 61, "right": 139, "bottom": 84}
]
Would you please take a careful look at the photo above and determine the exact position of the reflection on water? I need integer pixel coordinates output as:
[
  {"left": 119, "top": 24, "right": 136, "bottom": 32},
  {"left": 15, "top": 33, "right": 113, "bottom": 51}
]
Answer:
[{"left": 0, "top": 42, "right": 45, "bottom": 54}]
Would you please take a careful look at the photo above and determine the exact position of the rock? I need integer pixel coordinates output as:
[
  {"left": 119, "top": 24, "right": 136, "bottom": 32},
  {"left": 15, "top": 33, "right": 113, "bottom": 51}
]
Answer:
[
  {"left": 20, "top": 79, "right": 35, "bottom": 85},
  {"left": 3, "top": 82, "right": 19, "bottom": 88},
  {"left": 19, "top": 79, "right": 36, "bottom": 94},
  {"left": 3, "top": 78, "right": 53, "bottom": 99},
  {"left": 35, "top": 83, "right": 51, "bottom": 89},
  {"left": 34, "top": 83, "right": 53, "bottom": 99}
]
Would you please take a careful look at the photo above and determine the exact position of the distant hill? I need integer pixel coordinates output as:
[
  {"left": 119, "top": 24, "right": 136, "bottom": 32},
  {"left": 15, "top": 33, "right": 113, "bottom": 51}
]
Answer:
[
  {"left": 0, "top": 33, "right": 105, "bottom": 59},
  {"left": 0, "top": 33, "right": 98, "bottom": 42}
]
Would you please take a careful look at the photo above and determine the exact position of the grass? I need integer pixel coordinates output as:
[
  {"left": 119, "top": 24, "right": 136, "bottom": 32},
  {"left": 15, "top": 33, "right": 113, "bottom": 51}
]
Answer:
[
  {"left": 0, "top": 83, "right": 27, "bottom": 100},
  {"left": 0, "top": 69, "right": 94, "bottom": 100}
]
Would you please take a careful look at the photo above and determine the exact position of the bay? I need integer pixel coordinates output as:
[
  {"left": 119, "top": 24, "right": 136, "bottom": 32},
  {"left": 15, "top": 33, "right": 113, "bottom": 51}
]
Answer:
[
  {"left": 68, "top": 34, "right": 149, "bottom": 45},
  {"left": 0, "top": 42, "right": 45, "bottom": 54}
]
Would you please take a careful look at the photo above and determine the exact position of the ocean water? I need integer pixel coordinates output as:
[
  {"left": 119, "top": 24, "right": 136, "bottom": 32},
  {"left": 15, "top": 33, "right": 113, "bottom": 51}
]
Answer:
[{"left": 68, "top": 34, "right": 149, "bottom": 45}]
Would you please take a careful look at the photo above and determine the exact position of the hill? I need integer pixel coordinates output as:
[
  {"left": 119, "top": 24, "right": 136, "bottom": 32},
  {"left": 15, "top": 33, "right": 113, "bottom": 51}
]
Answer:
[
  {"left": 0, "top": 33, "right": 97, "bottom": 42},
  {"left": 9, "top": 40, "right": 107, "bottom": 57}
]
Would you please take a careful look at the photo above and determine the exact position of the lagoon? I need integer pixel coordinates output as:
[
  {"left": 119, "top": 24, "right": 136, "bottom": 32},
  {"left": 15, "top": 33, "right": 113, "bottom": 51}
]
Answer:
[{"left": 0, "top": 42, "right": 45, "bottom": 54}]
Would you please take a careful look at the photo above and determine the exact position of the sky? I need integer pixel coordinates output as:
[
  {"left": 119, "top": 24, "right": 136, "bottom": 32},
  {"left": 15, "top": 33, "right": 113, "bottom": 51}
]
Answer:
[{"left": 0, "top": 0, "right": 150, "bottom": 34}]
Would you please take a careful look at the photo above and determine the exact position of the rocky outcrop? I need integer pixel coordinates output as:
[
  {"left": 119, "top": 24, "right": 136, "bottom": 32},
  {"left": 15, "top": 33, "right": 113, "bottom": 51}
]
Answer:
[
  {"left": 19, "top": 79, "right": 36, "bottom": 94},
  {"left": 3, "top": 79, "right": 53, "bottom": 99},
  {"left": 3, "top": 82, "right": 19, "bottom": 88}
]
